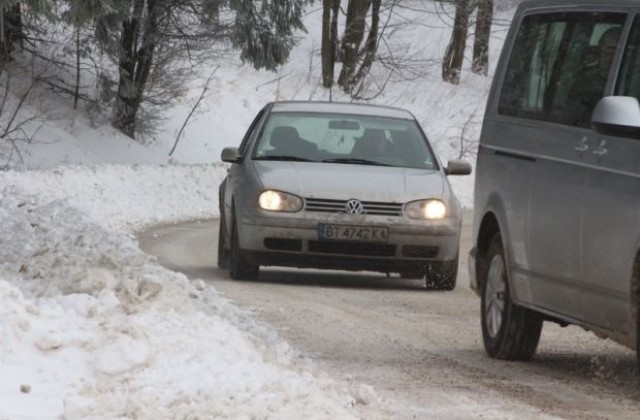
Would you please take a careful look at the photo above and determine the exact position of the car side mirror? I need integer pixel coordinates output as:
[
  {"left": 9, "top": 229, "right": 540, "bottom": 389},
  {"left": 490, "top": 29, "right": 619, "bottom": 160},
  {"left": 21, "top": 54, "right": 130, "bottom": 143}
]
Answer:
[
  {"left": 591, "top": 96, "right": 640, "bottom": 138},
  {"left": 221, "top": 147, "right": 242, "bottom": 163},
  {"left": 445, "top": 159, "right": 472, "bottom": 176}
]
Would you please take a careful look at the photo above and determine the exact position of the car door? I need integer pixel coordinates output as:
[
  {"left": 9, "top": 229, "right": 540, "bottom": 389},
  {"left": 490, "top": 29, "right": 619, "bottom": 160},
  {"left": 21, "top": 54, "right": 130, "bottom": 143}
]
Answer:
[
  {"left": 581, "top": 14, "right": 640, "bottom": 334},
  {"left": 498, "top": 12, "right": 627, "bottom": 319}
]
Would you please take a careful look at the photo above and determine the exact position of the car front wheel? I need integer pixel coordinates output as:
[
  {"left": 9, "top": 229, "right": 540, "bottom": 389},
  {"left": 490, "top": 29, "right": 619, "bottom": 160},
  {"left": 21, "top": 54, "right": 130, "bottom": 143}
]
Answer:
[
  {"left": 425, "top": 258, "right": 458, "bottom": 291},
  {"left": 229, "top": 218, "right": 259, "bottom": 281},
  {"left": 481, "top": 233, "right": 542, "bottom": 360},
  {"left": 217, "top": 216, "right": 229, "bottom": 269}
]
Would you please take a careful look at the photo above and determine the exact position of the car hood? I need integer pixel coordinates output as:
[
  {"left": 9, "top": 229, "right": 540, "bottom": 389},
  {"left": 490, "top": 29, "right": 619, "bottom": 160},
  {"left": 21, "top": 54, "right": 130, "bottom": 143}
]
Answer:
[{"left": 253, "top": 161, "right": 447, "bottom": 202}]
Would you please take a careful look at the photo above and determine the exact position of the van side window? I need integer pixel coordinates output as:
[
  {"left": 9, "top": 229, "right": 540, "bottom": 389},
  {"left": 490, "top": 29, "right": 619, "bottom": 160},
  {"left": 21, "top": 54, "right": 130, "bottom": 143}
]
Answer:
[
  {"left": 616, "top": 17, "right": 640, "bottom": 101},
  {"left": 499, "top": 13, "right": 626, "bottom": 128}
]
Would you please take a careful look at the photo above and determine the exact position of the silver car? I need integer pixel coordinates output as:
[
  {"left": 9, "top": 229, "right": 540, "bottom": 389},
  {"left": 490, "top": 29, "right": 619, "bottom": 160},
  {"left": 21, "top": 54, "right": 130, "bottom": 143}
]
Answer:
[{"left": 218, "top": 101, "right": 471, "bottom": 289}]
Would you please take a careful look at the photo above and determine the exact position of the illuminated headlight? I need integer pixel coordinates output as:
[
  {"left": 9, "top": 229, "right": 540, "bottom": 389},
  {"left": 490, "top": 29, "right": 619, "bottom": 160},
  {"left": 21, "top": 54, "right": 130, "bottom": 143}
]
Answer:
[
  {"left": 258, "top": 190, "right": 303, "bottom": 212},
  {"left": 405, "top": 199, "right": 447, "bottom": 220}
]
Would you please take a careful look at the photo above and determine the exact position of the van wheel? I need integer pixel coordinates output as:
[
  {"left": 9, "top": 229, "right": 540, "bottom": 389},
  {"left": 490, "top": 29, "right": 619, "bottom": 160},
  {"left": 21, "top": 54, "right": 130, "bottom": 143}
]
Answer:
[
  {"left": 425, "top": 258, "right": 458, "bottom": 291},
  {"left": 229, "top": 218, "right": 259, "bottom": 281},
  {"left": 637, "top": 299, "right": 640, "bottom": 379},
  {"left": 217, "top": 216, "right": 230, "bottom": 269},
  {"left": 481, "top": 234, "right": 542, "bottom": 360},
  {"left": 635, "top": 257, "right": 640, "bottom": 378}
]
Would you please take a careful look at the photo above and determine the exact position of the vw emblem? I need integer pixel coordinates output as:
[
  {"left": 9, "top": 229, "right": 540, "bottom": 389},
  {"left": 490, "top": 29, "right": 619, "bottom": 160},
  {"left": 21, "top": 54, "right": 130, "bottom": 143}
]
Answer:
[{"left": 345, "top": 199, "right": 364, "bottom": 215}]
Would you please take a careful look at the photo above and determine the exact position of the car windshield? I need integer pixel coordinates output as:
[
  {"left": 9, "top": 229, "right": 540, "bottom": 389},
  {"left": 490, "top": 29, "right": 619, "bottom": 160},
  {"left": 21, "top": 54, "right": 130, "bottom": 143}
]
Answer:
[{"left": 252, "top": 111, "right": 438, "bottom": 170}]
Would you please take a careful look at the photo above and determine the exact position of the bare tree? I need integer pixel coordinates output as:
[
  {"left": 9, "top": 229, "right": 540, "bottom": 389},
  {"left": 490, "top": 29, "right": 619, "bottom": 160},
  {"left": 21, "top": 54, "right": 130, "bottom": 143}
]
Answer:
[
  {"left": 112, "top": 0, "right": 160, "bottom": 138},
  {"left": 456, "top": 110, "right": 479, "bottom": 159},
  {"left": 169, "top": 67, "right": 218, "bottom": 156},
  {"left": 353, "top": 0, "right": 381, "bottom": 88},
  {"left": 0, "top": 3, "right": 24, "bottom": 65},
  {"left": 320, "top": 0, "right": 340, "bottom": 88},
  {"left": 113, "top": 0, "right": 306, "bottom": 138},
  {"left": 201, "top": 0, "right": 220, "bottom": 25},
  {"left": 332, "top": 1, "right": 445, "bottom": 99},
  {"left": 0, "top": 67, "right": 41, "bottom": 168},
  {"left": 472, "top": 0, "right": 493, "bottom": 75},
  {"left": 442, "top": 0, "right": 471, "bottom": 85},
  {"left": 337, "top": 0, "right": 370, "bottom": 92}
]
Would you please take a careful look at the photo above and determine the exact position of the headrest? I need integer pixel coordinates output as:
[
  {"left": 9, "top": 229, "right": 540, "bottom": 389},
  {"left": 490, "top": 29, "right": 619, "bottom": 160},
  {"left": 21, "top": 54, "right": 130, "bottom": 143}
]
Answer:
[{"left": 270, "top": 126, "right": 300, "bottom": 147}]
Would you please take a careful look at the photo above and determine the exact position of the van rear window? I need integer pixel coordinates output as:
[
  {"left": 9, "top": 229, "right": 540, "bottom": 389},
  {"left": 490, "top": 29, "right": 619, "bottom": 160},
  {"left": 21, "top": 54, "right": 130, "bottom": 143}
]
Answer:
[{"left": 498, "top": 12, "right": 626, "bottom": 128}]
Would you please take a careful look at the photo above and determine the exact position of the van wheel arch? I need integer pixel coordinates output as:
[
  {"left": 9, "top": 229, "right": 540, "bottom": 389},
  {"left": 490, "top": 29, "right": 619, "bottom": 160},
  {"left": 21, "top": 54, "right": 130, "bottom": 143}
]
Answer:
[{"left": 476, "top": 212, "right": 501, "bottom": 292}]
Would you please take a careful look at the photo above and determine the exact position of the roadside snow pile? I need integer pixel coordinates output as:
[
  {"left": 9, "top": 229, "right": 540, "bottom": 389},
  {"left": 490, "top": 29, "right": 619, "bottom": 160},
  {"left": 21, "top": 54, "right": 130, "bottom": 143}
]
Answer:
[
  {"left": 0, "top": 163, "right": 227, "bottom": 231},
  {"left": 0, "top": 167, "right": 361, "bottom": 419}
]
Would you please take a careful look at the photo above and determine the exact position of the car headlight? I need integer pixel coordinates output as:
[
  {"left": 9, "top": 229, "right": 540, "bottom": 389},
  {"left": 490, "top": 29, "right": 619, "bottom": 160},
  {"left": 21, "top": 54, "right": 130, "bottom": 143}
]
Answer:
[
  {"left": 258, "top": 190, "right": 303, "bottom": 212},
  {"left": 405, "top": 199, "right": 447, "bottom": 220}
]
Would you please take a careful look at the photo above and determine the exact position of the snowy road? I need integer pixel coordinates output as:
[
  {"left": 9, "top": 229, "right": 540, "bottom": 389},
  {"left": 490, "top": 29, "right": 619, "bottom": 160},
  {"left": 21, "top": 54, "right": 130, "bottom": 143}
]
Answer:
[{"left": 138, "top": 215, "right": 640, "bottom": 419}]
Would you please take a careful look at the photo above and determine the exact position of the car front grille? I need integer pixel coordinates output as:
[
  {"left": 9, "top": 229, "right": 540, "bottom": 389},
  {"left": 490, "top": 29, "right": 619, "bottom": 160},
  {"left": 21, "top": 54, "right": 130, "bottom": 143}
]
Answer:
[
  {"left": 264, "top": 238, "right": 303, "bottom": 252},
  {"left": 308, "top": 240, "right": 396, "bottom": 257},
  {"left": 304, "top": 198, "right": 403, "bottom": 216}
]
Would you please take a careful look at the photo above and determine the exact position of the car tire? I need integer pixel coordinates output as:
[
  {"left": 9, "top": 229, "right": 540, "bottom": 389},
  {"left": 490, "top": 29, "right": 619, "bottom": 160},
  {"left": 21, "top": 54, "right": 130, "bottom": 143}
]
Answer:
[
  {"left": 229, "top": 217, "right": 259, "bottom": 281},
  {"left": 217, "top": 216, "right": 230, "bottom": 270},
  {"left": 481, "top": 233, "right": 543, "bottom": 360},
  {"left": 425, "top": 258, "right": 458, "bottom": 291}
]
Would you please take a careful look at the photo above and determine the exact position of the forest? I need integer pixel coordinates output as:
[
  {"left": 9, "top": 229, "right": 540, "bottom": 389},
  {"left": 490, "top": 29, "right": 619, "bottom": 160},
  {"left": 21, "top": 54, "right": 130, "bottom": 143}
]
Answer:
[{"left": 0, "top": 0, "right": 517, "bottom": 159}]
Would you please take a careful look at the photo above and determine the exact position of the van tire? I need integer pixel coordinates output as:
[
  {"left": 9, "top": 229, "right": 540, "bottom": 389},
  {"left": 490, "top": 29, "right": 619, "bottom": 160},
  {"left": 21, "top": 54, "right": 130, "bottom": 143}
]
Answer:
[
  {"left": 637, "top": 299, "right": 640, "bottom": 379},
  {"left": 635, "top": 255, "right": 640, "bottom": 379},
  {"left": 481, "top": 234, "right": 542, "bottom": 360}
]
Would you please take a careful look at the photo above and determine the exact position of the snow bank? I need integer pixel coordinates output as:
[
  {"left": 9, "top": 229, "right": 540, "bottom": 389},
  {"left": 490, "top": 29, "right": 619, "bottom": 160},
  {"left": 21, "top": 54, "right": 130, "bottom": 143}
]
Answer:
[
  {"left": 1, "top": 163, "right": 227, "bottom": 231},
  {"left": 0, "top": 167, "right": 361, "bottom": 419}
]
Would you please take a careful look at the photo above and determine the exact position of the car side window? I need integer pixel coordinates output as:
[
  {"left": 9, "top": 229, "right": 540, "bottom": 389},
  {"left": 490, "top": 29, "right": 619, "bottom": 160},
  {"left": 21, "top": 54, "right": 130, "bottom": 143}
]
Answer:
[
  {"left": 616, "top": 16, "right": 640, "bottom": 101},
  {"left": 498, "top": 12, "right": 626, "bottom": 128},
  {"left": 238, "top": 108, "right": 266, "bottom": 156}
]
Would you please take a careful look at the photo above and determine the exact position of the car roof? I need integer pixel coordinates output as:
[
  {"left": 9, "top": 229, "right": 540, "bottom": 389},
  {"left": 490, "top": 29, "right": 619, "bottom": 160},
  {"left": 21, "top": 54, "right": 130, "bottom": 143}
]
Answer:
[
  {"left": 517, "top": 0, "right": 640, "bottom": 9},
  {"left": 269, "top": 101, "right": 416, "bottom": 120}
]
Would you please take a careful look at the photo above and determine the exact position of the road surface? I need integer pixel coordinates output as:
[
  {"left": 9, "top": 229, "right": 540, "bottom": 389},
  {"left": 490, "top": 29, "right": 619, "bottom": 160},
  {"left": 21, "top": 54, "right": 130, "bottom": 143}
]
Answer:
[{"left": 138, "top": 214, "right": 639, "bottom": 419}]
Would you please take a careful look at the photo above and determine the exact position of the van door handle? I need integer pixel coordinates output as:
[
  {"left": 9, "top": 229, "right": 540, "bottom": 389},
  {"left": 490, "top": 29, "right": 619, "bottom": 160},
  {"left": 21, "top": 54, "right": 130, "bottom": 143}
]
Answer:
[
  {"left": 592, "top": 140, "right": 608, "bottom": 156},
  {"left": 574, "top": 137, "right": 589, "bottom": 152}
]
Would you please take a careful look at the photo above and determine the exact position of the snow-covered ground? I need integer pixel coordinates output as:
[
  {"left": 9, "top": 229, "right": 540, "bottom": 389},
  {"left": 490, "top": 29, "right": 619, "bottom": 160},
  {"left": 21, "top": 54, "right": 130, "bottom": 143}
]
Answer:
[
  {"left": 1, "top": 164, "right": 368, "bottom": 419},
  {"left": 1, "top": 2, "right": 514, "bottom": 418}
]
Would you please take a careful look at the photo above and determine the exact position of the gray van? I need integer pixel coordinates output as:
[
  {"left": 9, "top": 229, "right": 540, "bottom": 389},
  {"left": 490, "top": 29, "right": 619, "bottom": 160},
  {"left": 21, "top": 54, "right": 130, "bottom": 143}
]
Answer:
[{"left": 469, "top": 0, "right": 640, "bottom": 367}]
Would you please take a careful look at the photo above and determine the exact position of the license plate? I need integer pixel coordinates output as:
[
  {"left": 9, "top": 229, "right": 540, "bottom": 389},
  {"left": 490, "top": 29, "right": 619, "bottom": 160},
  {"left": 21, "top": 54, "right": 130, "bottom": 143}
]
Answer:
[{"left": 318, "top": 224, "right": 389, "bottom": 242}]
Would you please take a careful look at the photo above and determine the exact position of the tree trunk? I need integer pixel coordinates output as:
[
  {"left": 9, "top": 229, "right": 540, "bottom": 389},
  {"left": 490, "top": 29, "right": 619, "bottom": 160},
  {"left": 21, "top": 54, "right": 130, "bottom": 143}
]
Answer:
[
  {"left": 472, "top": 0, "right": 493, "bottom": 76},
  {"left": 202, "top": 0, "right": 220, "bottom": 25},
  {"left": 74, "top": 26, "right": 81, "bottom": 109},
  {"left": 442, "top": 0, "right": 471, "bottom": 85},
  {"left": 330, "top": 0, "right": 340, "bottom": 64},
  {"left": 0, "top": 4, "right": 23, "bottom": 65},
  {"left": 320, "top": 0, "right": 340, "bottom": 91},
  {"left": 353, "top": 0, "right": 381, "bottom": 89},
  {"left": 321, "top": 0, "right": 334, "bottom": 87},
  {"left": 338, "top": 0, "right": 371, "bottom": 92},
  {"left": 113, "top": 0, "right": 160, "bottom": 138}
]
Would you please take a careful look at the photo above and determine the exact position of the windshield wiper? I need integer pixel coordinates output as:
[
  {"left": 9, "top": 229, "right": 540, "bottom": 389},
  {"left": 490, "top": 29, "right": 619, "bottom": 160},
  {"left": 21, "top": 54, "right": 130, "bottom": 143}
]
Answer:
[
  {"left": 254, "top": 155, "right": 314, "bottom": 162},
  {"left": 322, "top": 158, "right": 392, "bottom": 167}
]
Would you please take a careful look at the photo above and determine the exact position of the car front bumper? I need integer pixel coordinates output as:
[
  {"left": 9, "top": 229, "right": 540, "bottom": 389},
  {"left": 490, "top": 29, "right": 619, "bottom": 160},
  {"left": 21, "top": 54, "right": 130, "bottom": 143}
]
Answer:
[{"left": 236, "top": 212, "right": 461, "bottom": 273}]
